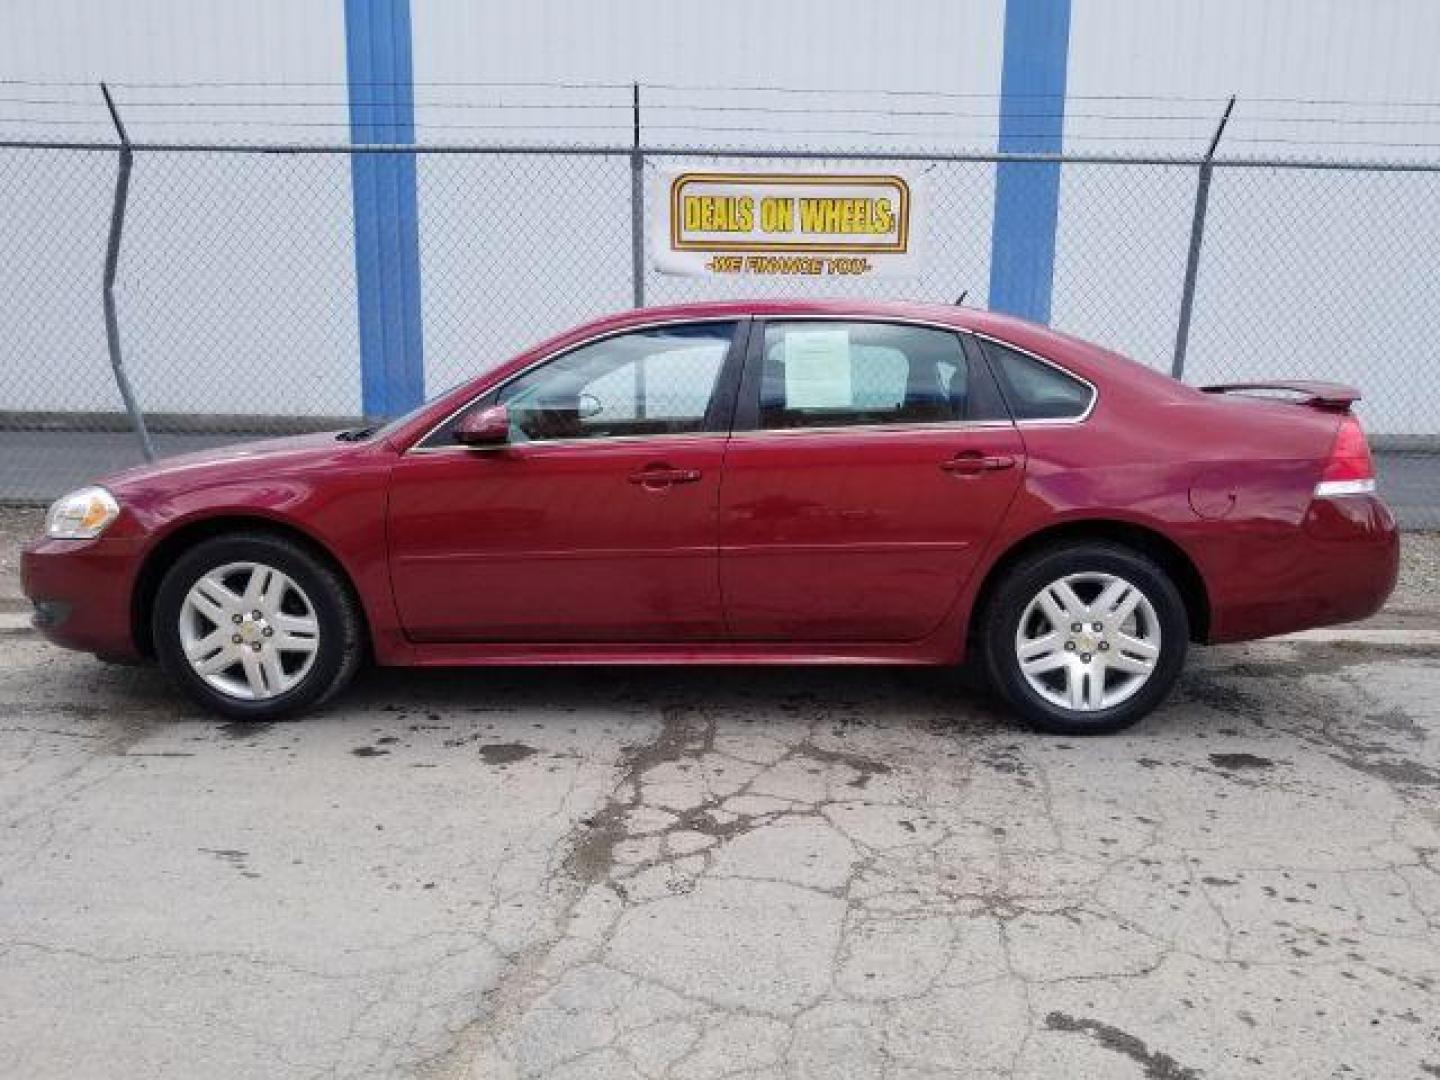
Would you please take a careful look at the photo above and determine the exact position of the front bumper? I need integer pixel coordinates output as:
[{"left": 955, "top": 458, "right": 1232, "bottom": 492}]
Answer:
[{"left": 20, "top": 534, "right": 146, "bottom": 661}]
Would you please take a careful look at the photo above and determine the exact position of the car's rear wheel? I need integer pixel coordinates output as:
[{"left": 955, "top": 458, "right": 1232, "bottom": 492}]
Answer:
[
  {"left": 152, "top": 532, "right": 363, "bottom": 720},
  {"left": 980, "top": 542, "right": 1188, "bottom": 734}
]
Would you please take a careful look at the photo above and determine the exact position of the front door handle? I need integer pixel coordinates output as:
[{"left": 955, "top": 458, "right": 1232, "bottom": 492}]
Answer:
[
  {"left": 627, "top": 465, "right": 703, "bottom": 488},
  {"left": 941, "top": 451, "right": 1017, "bottom": 476}
]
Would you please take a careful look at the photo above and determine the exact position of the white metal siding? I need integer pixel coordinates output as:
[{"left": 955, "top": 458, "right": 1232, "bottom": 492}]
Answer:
[
  {"left": 408, "top": 0, "right": 1008, "bottom": 396},
  {"left": 1, "top": 1, "right": 1438, "bottom": 432},
  {"left": 1059, "top": 0, "right": 1440, "bottom": 432},
  {"left": 0, "top": 0, "right": 360, "bottom": 418}
]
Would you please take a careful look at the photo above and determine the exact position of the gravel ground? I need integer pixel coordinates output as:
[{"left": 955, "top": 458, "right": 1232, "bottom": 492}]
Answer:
[
  {"left": 1393, "top": 530, "right": 1440, "bottom": 614},
  {"left": 0, "top": 507, "right": 42, "bottom": 610}
]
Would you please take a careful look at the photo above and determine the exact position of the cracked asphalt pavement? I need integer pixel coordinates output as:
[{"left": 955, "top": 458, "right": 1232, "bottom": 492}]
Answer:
[{"left": 2, "top": 511, "right": 1439, "bottom": 1079}]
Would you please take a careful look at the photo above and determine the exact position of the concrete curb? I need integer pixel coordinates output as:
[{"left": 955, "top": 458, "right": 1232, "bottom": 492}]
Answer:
[
  {"left": 1273, "top": 624, "right": 1440, "bottom": 648},
  {"left": 0, "top": 612, "right": 32, "bottom": 634}
]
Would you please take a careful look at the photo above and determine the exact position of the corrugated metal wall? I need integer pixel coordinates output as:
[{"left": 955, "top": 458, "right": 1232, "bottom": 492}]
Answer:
[
  {"left": 1060, "top": 1, "right": 1440, "bottom": 434},
  {"left": 0, "top": 0, "right": 348, "bottom": 139},
  {"left": 408, "top": 0, "right": 1009, "bottom": 397},
  {"left": 2, "top": 0, "right": 1438, "bottom": 432},
  {"left": 0, "top": 0, "right": 360, "bottom": 418}
]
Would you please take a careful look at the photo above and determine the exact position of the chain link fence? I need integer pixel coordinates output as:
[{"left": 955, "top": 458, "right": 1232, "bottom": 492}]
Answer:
[{"left": 0, "top": 138, "right": 1436, "bottom": 526}]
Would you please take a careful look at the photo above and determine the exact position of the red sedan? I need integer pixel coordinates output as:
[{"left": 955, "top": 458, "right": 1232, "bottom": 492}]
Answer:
[{"left": 21, "top": 301, "right": 1398, "bottom": 733}]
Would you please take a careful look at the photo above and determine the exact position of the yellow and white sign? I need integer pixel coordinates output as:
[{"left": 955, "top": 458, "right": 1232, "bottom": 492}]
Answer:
[{"left": 654, "top": 169, "right": 922, "bottom": 279}]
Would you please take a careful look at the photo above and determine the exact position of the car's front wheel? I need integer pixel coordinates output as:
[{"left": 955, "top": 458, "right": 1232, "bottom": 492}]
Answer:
[
  {"left": 980, "top": 542, "right": 1188, "bottom": 734},
  {"left": 152, "top": 532, "right": 363, "bottom": 720}
]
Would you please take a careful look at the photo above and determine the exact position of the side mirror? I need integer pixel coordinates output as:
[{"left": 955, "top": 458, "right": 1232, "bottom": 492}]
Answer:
[{"left": 454, "top": 404, "right": 510, "bottom": 447}]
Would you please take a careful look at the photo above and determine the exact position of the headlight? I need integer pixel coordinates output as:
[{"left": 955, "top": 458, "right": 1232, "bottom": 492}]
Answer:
[{"left": 46, "top": 486, "right": 120, "bottom": 540}]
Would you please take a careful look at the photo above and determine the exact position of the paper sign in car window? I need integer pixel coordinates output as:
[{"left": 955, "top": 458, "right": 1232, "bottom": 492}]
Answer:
[{"left": 784, "top": 329, "right": 852, "bottom": 409}]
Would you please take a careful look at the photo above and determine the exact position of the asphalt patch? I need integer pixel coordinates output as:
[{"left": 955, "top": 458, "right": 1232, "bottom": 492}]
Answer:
[
  {"left": 1208, "top": 752, "right": 1275, "bottom": 771},
  {"left": 217, "top": 720, "right": 275, "bottom": 739},
  {"left": 1045, "top": 1012, "right": 1201, "bottom": 1080},
  {"left": 478, "top": 742, "right": 538, "bottom": 766}
]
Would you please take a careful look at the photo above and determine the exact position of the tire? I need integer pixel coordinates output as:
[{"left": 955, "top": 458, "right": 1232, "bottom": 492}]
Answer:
[
  {"left": 979, "top": 541, "right": 1188, "bottom": 735},
  {"left": 152, "top": 531, "right": 364, "bottom": 720}
]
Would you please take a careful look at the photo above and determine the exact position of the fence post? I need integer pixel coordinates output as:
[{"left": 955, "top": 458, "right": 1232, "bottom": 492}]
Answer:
[
  {"left": 1170, "top": 95, "right": 1235, "bottom": 381},
  {"left": 630, "top": 82, "right": 646, "bottom": 310},
  {"left": 99, "top": 82, "right": 155, "bottom": 462}
]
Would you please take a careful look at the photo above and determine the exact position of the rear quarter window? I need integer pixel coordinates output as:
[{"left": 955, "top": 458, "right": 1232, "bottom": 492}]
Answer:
[{"left": 981, "top": 340, "right": 1095, "bottom": 421}]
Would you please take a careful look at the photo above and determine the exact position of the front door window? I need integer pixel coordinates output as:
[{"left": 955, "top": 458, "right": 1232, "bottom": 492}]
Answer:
[{"left": 495, "top": 322, "right": 736, "bottom": 442}]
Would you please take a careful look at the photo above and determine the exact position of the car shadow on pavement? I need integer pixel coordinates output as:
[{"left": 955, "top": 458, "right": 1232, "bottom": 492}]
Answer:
[
  {"left": 47, "top": 638, "right": 1434, "bottom": 755},
  {"left": 338, "top": 662, "right": 1025, "bottom": 732},
  {"left": 74, "top": 653, "right": 1038, "bottom": 735}
]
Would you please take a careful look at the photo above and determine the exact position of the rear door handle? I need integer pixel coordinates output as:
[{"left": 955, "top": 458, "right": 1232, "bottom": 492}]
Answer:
[
  {"left": 941, "top": 452, "right": 1017, "bottom": 476},
  {"left": 627, "top": 466, "right": 703, "bottom": 488}
]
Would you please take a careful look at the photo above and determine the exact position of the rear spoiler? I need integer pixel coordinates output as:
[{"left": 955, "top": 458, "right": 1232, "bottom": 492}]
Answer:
[{"left": 1199, "top": 380, "right": 1361, "bottom": 412}]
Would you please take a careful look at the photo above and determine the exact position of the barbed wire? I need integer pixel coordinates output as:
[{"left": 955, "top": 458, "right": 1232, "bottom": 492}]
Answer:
[
  {"left": 9, "top": 88, "right": 1440, "bottom": 129},
  {"left": 8, "top": 75, "right": 1440, "bottom": 110},
  {"left": 8, "top": 79, "right": 1440, "bottom": 155}
]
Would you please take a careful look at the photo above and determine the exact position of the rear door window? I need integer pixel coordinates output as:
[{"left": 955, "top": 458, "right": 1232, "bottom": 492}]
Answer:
[{"left": 756, "top": 321, "right": 1008, "bottom": 430}]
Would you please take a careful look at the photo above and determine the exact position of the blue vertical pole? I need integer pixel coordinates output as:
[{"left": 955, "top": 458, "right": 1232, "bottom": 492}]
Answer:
[
  {"left": 345, "top": 0, "right": 424, "bottom": 417},
  {"left": 987, "top": 0, "right": 1072, "bottom": 324}
]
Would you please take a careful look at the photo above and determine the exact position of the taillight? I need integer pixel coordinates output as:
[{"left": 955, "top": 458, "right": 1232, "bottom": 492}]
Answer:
[{"left": 1314, "top": 414, "right": 1376, "bottom": 498}]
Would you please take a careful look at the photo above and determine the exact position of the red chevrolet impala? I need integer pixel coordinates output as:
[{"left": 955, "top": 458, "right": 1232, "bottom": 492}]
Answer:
[{"left": 22, "top": 301, "right": 1398, "bottom": 733}]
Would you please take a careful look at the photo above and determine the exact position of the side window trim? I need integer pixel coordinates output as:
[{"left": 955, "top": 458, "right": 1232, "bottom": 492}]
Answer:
[
  {"left": 735, "top": 317, "right": 1018, "bottom": 435},
  {"left": 414, "top": 317, "right": 751, "bottom": 451},
  {"left": 733, "top": 316, "right": 768, "bottom": 432},
  {"left": 956, "top": 331, "right": 1015, "bottom": 423},
  {"left": 706, "top": 316, "right": 752, "bottom": 436}
]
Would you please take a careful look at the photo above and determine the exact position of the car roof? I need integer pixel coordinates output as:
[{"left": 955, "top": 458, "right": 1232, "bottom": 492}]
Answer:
[
  {"left": 602, "top": 298, "right": 999, "bottom": 332},
  {"left": 591, "top": 298, "right": 1111, "bottom": 360},
  {"left": 591, "top": 299, "right": 1191, "bottom": 399}
]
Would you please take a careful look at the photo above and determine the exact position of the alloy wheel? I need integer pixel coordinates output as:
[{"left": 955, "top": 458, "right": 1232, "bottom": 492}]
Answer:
[
  {"left": 178, "top": 561, "right": 321, "bottom": 700},
  {"left": 1013, "top": 571, "right": 1162, "bottom": 712}
]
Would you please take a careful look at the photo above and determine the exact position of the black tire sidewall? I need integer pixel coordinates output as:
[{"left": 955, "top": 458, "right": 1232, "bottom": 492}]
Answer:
[
  {"left": 982, "top": 543, "right": 1188, "bottom": 735},
  {"left": 152, "top": 534, "right": 355, "bottom": 720}
]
